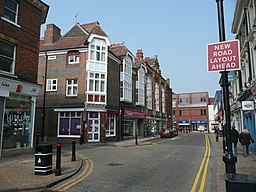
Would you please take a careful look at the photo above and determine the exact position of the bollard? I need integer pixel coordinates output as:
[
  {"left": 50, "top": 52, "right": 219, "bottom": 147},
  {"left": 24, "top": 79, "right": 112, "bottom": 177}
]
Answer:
[
  {"left": 71, "top": 139, "right": 76, "bottom": 161},
  {"left": 36, "top": 133, "right": 40, "bottom": 146},
  {"left": 55, "top": 143, "right": 61, "bottom": 176}
]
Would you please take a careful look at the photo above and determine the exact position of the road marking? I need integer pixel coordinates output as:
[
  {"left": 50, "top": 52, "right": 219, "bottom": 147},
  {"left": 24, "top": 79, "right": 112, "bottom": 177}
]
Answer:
[
  {"left": 52, "top": 153, "right": 94, "bottom": 191},
  {"left": 158, "top": 136, "right": 180, "bottom": 143},
  {"left": 190, "top": 134, "right": 210, "bottom": 192}
]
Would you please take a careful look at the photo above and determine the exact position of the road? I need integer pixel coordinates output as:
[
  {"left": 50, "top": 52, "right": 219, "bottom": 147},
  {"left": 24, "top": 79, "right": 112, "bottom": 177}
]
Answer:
[{"left": 50, "top": 133, "right": 217, "bottom": 192}]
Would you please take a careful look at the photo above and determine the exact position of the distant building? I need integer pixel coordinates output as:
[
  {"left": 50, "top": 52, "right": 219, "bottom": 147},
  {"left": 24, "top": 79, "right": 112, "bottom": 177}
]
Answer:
[
  {"left": 172, "top": 92, "right": 209, "bottom": 132},
  {"left": 0, "top": 0, "right": 49, "bottom": 157}
]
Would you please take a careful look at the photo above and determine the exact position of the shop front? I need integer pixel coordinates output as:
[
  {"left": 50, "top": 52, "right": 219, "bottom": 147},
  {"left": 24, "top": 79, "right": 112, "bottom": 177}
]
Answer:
[
  {"left": 0, "top": 76, "right": 41, "bottom": 157},
  {"left": 178, "top": 120, "right": 190, "bottom": 132},
  {"left": 191, "top": 120, "right": 208, "bottom": 132},
  {"left": 123, "top": 109, "right": 152, "bottom": 139}
]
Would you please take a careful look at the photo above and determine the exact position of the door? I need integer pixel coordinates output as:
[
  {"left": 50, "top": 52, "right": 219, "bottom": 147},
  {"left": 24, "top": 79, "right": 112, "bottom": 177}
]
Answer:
[{"left": 88, "top": 112, "right": 100, "bottom": 142}]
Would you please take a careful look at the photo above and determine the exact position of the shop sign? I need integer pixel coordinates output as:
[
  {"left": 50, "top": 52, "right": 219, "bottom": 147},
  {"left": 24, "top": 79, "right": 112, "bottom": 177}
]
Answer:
[
  {"left": 242, "top": 101, "right": 254, "bottom": 111},
  {"left": 207, "top": 40, "right": 240, "bottom": 72},
  {"left": 178, "top": 120, "right": 190, "bottom": 125},
  {"left": 124, "top": 109, "right": 151, "bottom": 118},
  {"left": 191, "top": 120, "right": 208, "bottom": 124},
  {"left": 0, "top": 77, "right": 41, "bottom": 96}
]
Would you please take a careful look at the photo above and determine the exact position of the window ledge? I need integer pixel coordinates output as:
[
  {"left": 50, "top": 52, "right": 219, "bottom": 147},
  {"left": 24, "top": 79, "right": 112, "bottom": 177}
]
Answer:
[{"left": 1, "top": 17, "right": 21, "bottom": 28}]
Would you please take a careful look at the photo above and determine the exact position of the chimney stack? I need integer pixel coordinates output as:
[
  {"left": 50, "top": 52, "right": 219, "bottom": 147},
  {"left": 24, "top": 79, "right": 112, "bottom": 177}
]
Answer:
[
  {"left": 43, "top": 24, "right": 61, "bottom": 44},
  {"left": 136, "top": 49, "right": 143, "bottom": 59}
]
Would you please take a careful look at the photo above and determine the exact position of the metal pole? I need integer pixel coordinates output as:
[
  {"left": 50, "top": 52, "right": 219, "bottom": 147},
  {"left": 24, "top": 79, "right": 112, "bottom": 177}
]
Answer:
[
  {"left": 71, "top": 139, "right": 76, "bottom": 161},
  {"left": 41, "top": 53, "right": 48, "bottom": 142},
  {"left": 55, "top": 143, "right": 61, "bottom": 176},
  {"left": 215, "top": 0, "right": 237, "bottom": 174}
]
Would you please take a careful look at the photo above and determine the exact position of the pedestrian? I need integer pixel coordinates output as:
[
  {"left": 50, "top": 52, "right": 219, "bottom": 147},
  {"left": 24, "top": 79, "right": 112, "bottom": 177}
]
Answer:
[
  {"left": 151, "top": 127, "right": 155, "bottom": 138},
  {"left": 239, "top": 127, "right": 255, "bottom": 157},
  {"left": 231, "top": 125, "right": 239, "bottom": 155},
  {"left": 214, "top": 126, "right": 220, "bottom": 142}
]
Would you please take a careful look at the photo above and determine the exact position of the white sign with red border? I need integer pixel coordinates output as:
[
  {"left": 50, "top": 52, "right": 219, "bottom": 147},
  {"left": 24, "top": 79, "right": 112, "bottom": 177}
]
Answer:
[{"left": 207, "top": 39, "right": 240, "bottom": 72}]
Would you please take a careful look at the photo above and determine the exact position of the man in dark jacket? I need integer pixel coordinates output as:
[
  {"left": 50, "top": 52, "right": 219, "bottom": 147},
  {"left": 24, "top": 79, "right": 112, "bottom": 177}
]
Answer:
[{"left": 231, "top": 125, "right": 239, "bottom": 155}]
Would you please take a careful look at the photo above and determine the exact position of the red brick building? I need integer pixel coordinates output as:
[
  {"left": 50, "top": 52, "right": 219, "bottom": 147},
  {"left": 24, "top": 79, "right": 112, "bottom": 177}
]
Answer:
[
  {"left": 0, "top": 0, "right": 48, "bottom": 157},
  {"left": 172, "top": 92, "right": 209, "bottom": 132},
  {"left": 36, "top": 22, "right": 121, "bottom": 143}
]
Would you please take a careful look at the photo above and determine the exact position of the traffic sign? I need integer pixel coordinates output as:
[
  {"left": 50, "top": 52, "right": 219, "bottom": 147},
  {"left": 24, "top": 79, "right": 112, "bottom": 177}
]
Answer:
[{"left": 207, "top": 40, "right": 240, "bottom": 72}]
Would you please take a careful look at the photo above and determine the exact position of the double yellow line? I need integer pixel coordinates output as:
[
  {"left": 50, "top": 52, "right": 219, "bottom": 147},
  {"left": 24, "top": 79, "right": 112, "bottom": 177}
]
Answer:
[
  {"left": 52, "top": 153, "right": 94, "bottom": 191},
  {"left": 191, "top": 134, "right": 211, "bottom": 192}
]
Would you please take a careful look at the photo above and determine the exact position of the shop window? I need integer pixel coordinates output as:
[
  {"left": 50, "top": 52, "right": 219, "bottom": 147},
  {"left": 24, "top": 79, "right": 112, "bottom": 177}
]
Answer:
[
  {"left": 106, "top": 113, "right": 116, "bottom": 137},
  {"left": 58, "top": 111, "right": 81, "bottom": 137},
  {"left": 3, "top": 94, "right": 33, "bottom": 149}
]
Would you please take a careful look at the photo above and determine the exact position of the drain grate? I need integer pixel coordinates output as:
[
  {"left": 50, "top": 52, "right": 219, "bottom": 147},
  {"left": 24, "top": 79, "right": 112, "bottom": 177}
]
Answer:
[{"left": 109, "top": 162, "right": 123, "bottom": 166}]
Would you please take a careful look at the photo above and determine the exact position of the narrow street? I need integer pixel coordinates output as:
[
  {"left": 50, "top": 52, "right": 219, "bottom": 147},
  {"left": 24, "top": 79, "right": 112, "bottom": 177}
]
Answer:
[{"left": 51, "top": 133, "right": 216, "bottom": 192}]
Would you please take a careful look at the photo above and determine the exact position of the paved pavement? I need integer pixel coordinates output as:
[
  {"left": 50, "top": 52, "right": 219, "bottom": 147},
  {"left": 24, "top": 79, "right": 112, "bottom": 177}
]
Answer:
[{"left": 0, "top": 133, "right": 255, "bottom": 192}]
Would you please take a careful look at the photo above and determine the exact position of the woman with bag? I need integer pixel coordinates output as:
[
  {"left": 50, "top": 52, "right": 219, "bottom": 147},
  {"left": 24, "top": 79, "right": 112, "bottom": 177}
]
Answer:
[{"left": 239, "top": 128, "right": 255, "bottom": 157}]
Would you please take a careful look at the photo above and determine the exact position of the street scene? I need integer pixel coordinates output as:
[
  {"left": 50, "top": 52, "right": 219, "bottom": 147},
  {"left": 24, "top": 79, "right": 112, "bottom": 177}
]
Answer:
[
  {"left": 1, "top": 0, "right": 256, "bottom": 192},
  {"left": 0, "top": 133, "right": 255, "bottom": 192}
]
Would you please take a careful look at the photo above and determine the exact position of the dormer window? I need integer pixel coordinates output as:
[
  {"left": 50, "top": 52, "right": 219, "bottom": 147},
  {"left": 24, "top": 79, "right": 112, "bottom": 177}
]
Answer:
[{"left": 68, "top": 55, "right": 79, "bottom": 64}]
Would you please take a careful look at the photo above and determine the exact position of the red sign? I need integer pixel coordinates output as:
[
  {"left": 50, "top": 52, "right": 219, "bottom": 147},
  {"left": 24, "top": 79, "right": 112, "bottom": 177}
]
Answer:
[{"left": 207, "top": 40, "right": 240, "bottom": 72}]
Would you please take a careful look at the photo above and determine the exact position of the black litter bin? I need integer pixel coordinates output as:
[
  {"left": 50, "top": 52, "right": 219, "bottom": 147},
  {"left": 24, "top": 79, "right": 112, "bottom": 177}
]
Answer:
[
  {"left": 35, "top": 144, "right": 53, "bottom": 175},
  {"left": 225, "top": 173, "right": 256, "bottom": 192}
]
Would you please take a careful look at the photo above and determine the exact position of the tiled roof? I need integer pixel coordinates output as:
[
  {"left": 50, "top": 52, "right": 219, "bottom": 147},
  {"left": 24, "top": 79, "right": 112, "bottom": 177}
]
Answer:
[
  {"left": 80, "top": 21, "right": 108, "bottom": 37},
  {"left": 40, "top": 36, "right": 88, "bottom": 51},
  {"left": 109, "top": 44, "right": 128, "bottom": 58},
  {"left": 40, "top": 21, "right": 109, "bottom": 52}
]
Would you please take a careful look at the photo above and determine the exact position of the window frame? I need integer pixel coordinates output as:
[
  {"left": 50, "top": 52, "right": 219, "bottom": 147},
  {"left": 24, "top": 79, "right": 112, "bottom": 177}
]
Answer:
[
  {"left": 0, "top": 39, "right": 16, "bottom": 74},
  {"left": 46, "top": 79, "right": 58, "bottom": 92},
  {"left": 58, "top": 111, "right": 82, "bottom": 137},
  {"left": 68, "top": 55, "right": 80, "bottom": 64},
  {"left": 66, "top": 79, "right": 78, "bottom": 97},
  {"left": 88, "top": 72, "right": 106, "bottom": 93},
  {"left": 3, "top": 0, "right": 19, "bottom": 24},
  {"left": 89, "top": 39, "right": 107, "bottom": 63}
]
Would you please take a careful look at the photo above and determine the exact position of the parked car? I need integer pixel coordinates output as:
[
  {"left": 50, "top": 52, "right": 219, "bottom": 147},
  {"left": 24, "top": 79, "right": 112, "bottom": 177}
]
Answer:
[{"left": 160, "top": 128, "right": 173, "bottom": 138}]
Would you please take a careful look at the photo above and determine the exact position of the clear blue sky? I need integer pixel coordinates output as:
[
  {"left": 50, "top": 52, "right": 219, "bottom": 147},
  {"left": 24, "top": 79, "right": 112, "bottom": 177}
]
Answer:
[{"left": 41, "top": 0, "right": 237, "bottom": 97}]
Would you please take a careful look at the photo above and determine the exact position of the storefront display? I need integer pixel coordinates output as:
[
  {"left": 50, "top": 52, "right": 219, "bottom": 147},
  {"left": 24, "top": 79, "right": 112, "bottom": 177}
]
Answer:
[{"left": 3, "top": 94, "right": 33, "bottom": 149}]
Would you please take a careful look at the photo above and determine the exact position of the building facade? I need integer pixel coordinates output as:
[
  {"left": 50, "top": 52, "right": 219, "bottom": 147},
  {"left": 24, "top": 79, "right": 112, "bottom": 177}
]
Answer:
[
  {"left": 36, "top": 22, "right": 121, "bottom": 143},
  {"left": 0, "top": 0, "right": 48, "bottom": 157},
  {"left": 172, "top": 92, "right": 209, "bottom": 133},
  {"left": 229, "top": 0, "right": 256, "bottom": 151}
]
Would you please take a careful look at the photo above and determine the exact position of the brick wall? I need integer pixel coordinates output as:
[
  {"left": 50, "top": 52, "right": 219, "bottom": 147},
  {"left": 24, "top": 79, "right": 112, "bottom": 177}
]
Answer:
[{"left": 0, "top": 0, "right": 43, "bottom": 83}]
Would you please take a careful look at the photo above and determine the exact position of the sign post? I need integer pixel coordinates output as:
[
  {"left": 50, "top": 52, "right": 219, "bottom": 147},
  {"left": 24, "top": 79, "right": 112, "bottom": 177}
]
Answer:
[{"left": 213, "top": 0, "right": 237, "bottom": 175}]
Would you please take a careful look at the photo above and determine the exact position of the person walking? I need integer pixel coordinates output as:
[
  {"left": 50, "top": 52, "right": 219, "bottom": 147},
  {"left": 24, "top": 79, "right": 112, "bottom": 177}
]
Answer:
[
  {"left": 231, "top": 125, "right": 239, "bottom": 155},
  {"left": 151, "top": 127, "right": 155, "bottom": 138},
  {"left": 239, "top": 127, "right": 254, "bottom": 157},
  {"left": 214, "top": 126, "right": 220, "bottom": 142}
]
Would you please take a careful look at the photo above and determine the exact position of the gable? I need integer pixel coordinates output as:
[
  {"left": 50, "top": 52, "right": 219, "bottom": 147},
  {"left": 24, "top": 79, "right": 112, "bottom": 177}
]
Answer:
[{"left": 63, "top": 24, "right": 88, "bottom": 38}]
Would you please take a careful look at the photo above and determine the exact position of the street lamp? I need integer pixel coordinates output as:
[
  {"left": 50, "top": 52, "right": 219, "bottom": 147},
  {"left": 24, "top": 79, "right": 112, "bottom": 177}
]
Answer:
[{"left": 215, "top": 0, "right": 237, "bottom": 174}]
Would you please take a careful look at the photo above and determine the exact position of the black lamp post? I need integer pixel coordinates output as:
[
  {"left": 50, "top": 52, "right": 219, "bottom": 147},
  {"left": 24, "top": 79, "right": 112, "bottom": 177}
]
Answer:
[{"left": 215, "top": 0, "right": 237, "bottom": 174}]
